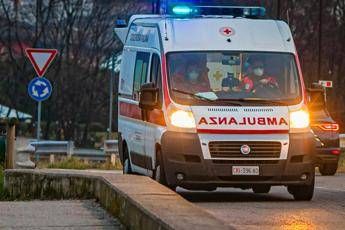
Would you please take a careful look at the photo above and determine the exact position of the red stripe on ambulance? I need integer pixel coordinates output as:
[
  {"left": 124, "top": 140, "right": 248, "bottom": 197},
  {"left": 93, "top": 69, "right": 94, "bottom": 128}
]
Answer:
[{"left": 197, "top": 129, "right": 289, "bottom": 134}]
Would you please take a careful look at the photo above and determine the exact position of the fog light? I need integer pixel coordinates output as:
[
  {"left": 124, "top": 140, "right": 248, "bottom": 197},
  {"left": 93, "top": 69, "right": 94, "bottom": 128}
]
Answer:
[
  {"left": 300, "top": 174, "right": 308, "bottom": 180},
  {"left": 176, "top": 173, "right": 184, "bottom": 181}
]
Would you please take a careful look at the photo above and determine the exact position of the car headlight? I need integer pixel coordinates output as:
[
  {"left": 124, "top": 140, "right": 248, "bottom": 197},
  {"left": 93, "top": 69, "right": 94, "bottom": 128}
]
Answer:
[
  {"left": 290, "top": 109, "right": 310, "bottom": 129},
  {"left": 170, "top": 110, "right": 196, "bottom": 128}
]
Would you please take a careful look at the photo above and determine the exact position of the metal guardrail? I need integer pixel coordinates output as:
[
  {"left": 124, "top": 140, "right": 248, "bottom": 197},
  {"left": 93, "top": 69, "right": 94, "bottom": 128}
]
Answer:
[
  {"left": 23, "top": 140, "right": 119, "bottom": 164},
  {"left": 104, "top": 140, "right": 119, "bottom": 155},
  {"left": 31, "top": 141, "right": 74, "bottom": 156},
  {"left": 73, "top": 148, "right": 106, "bottom": 162}
]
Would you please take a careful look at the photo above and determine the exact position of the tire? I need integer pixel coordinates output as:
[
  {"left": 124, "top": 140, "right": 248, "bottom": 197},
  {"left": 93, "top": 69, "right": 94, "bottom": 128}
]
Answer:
[
  {"left": 153, "top": 149, "right": 172, "bottom": 188},
  {"left": 252, "top": 185, "right": 271, "bottom": 194},
  {"left": 319, "top": 163, "right": 338, "bottom": 176},
  {"left": 122, "top": 145, "right": 133, "bottom": 174},
  {"left": 288, "top": 172, "right": 315, "bottom": 201}
]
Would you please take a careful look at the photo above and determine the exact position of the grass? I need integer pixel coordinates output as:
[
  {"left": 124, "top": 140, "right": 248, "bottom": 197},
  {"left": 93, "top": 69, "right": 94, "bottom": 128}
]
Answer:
[{"left": 39, "top": 157, "right": 122, "bottom": 171}]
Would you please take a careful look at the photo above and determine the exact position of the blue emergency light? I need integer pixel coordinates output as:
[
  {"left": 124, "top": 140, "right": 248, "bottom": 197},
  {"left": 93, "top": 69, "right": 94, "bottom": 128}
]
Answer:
[
  {"left": 115, "top": 19, "right": 127, "bottom": 28},
  {"left": 172, "top": 5, "right": 198, "bottom": 15},
  {"left": 167, "top": 3, "right": 266, "bottom": 18}
]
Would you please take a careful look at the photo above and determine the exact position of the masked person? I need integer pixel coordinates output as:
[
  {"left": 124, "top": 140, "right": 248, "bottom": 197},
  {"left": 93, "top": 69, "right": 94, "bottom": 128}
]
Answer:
[
  {"left": 241, "top": 59, "right": 279, "bottom": 94},
  {"left": 172, "top": 62, "right": 211, "bottom": 94},
  {"left": 222, "top": 72, "right": 240, "bottom": 92}
]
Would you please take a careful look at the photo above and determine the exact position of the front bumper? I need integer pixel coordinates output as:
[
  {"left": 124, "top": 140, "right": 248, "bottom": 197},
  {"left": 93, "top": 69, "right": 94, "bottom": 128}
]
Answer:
[{"left": 161, "top": 131, "right": 315, "bottom": 189}]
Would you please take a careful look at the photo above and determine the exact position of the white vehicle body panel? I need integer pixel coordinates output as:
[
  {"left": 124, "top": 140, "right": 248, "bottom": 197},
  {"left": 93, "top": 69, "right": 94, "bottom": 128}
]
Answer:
[{"left": 117, "top": 15, "right": 305, "bottom": 176}]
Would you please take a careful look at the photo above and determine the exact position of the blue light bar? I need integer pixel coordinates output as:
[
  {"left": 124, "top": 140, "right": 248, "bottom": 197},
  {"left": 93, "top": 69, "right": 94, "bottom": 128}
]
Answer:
[
  {"left": 168, "top": 4, "right": 266, "bottom": 18},
  {"left": 172, "top": 5, "right": 198, "bottom": 15},
  {"left": 243, "top": 7, "right": 266, "bottom": 17}
]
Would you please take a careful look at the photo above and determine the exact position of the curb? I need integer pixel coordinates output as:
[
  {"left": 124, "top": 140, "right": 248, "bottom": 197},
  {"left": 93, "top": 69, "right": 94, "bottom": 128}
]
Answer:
[{"left": 4, "top": 169, "right": 233, "bottom": 230}]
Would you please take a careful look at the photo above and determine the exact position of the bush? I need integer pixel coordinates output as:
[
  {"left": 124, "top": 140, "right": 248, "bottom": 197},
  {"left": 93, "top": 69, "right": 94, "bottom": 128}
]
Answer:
[
  {"left": 0, "top": 165, "right": 5, "bottom": 200},
  {"left": 0, "top": 137, "right": 5, "bottom": 165}
]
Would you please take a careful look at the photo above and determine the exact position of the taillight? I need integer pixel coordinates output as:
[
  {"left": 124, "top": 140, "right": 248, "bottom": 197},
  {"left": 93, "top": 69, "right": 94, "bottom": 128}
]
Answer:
[
  {"left": 318, "top": 123, "right": 339, "bottom": 131},
  {"left": 331, "top": 149, "right": 341, "bottom": 155}
]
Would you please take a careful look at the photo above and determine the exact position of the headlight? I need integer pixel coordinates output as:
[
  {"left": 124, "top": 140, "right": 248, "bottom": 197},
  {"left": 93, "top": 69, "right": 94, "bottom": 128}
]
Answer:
[
  {"left": 170, "top": 110, "right": 196, "bottom": 128},
  {"left": 290, "top": 110, "right": 310, "bottom": 129}
]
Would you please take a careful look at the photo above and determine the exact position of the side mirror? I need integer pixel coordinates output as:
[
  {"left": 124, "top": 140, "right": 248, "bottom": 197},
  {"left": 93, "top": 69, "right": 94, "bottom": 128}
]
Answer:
[
  {"left": 307, "top": 88, "right": 326, "bottom": 110},
  {"left": 139, "top": 83, "right": 159, "bottom": 111}
]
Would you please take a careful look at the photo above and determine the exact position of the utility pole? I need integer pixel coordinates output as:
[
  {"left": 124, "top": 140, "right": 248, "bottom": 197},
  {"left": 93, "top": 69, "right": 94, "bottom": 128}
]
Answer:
[
  {"left": 318, "top": 0, "right": 323, "bottom": 80},
  {"left": 108, "top": 54, "right": 115, "bottom": 139},
  {"left": 4, "top": 119, "right": 17, "bottom": 169}
]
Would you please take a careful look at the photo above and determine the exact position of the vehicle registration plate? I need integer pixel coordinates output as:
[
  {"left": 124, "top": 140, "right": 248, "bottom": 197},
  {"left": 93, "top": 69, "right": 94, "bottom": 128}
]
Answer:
[{"left": 232, "top": 166, "right": 260, "bottom": 176}]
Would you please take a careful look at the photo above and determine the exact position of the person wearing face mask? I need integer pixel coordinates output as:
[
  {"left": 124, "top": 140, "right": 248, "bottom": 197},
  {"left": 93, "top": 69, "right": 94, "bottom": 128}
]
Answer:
[
  {"left": 241, "top": 59, "right": 278, "bottom": 93},
  {"left": 173, "top": 62, "right": 211, "bottom": 94}
]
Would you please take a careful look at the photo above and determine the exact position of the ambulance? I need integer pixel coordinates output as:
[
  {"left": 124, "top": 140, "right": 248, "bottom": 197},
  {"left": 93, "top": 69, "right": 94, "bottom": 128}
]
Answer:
[{"left": 115, "top": 3, "right": 315, "bottom": 200}]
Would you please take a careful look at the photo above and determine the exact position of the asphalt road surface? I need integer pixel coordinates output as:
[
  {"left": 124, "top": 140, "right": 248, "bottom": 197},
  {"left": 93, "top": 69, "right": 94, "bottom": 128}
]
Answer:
[
  {"left": 0, "top": 200, "right": 122, "bottom": 229},
  {"left": 179, "top": 173, "right": 345, "bottom": 229}
]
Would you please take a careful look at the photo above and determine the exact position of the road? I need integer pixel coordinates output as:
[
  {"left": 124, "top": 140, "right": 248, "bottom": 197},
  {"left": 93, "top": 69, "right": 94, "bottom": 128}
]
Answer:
[
  {"left": 178, "top": 173, "right": 345, "bottom": 229},
  {"left": 0, "top": 200, "right": 122, "bottom": 229}
]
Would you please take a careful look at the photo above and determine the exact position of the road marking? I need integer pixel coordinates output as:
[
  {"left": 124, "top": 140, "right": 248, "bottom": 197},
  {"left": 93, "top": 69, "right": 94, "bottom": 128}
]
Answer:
[{"left": 316, "top": 186, "right": 345, "bottom": 192}]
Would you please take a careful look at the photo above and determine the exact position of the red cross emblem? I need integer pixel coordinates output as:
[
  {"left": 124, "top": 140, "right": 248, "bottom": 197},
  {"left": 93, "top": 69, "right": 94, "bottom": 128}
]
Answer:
[{"left": 219, "top": 27, "right": 235, "bottom": 37}]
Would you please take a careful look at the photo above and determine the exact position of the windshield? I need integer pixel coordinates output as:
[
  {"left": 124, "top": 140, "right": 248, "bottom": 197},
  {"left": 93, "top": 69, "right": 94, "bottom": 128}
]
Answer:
[{"left": 167, "top": 52, "right": 302, "bottom": 105}]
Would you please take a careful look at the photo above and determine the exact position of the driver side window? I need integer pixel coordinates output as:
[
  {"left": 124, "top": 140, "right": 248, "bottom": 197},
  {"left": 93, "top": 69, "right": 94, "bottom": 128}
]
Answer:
[
  {"left": 150, "top": 53, "right": 162, "bottom": 108},
  {"left": 133, "top": 52, "right": 150, "bottom": 101}
]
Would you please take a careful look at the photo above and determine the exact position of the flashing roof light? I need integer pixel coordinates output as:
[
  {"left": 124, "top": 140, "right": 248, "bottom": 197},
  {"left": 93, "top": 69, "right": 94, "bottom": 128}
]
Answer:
[
  {"left": 115, "top": 19, "right": 127, "bottom": 28},
  {"left": 168, "top": 4, "right": 266, "bottom": 18},
  {"left": 243, "top": 7, "right": 266, "bottom": 17},
  {"left": 172, "top": 5, "right": 198, "bottom": 15}
]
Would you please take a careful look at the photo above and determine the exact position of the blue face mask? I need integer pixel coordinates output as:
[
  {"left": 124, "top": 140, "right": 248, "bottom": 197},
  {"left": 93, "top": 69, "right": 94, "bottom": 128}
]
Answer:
[{"left": 188, "top": 70, "right": 199, "bottom": 81}]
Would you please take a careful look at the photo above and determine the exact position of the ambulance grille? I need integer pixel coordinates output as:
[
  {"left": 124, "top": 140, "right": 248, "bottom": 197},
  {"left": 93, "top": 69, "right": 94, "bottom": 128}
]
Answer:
[{"left": 209, "top": 141, "right": 281, "bottom": 158}]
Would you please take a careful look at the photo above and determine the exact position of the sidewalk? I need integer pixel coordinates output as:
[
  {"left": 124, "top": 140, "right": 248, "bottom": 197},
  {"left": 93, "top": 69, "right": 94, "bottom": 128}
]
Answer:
[{"left": 0, "top": 200, "right": 123, "bottom": 229}]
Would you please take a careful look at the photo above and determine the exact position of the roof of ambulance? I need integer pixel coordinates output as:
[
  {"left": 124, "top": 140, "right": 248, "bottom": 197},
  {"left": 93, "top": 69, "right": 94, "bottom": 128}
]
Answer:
[{"left": 128, "top": 15, "right": 296, "bottom": 54}]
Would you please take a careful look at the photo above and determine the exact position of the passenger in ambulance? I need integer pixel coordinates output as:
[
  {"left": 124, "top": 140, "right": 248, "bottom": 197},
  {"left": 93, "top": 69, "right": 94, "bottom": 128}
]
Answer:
[
  {"left": 172, "top": 61, "right": 211, "bottom": 94},
  {"left": 240, "top": 58, "right": 280, "bottom": 95},
  {"left": 221, "top": 72, "right": 240, "bottom": 92}
]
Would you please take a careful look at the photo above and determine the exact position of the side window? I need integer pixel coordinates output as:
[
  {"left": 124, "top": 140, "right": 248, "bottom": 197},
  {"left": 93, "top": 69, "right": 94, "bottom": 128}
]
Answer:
[
  {"left": 133, "top": 52, "right": 150, "bottom": 100},
  {"left": 150, "top": 53, "right": 163, "bottom": 107},
  {"left": 150, "top": 53, "right": 160, "bottom": 83}
]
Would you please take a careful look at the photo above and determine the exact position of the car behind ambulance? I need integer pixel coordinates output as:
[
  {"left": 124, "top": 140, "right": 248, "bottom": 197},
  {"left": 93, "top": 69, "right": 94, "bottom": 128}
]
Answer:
[{"left": 116, "top": 4, "right": 316, "bottom": 200}]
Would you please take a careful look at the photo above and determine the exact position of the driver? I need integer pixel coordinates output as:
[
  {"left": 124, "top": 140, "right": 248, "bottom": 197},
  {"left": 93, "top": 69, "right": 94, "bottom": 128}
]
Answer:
[
  {"left": 241, "top": 58, "right": 279, "bottom": 94},
  {"left": 172, "top": 61, "right": 211, "bottom": 94}
]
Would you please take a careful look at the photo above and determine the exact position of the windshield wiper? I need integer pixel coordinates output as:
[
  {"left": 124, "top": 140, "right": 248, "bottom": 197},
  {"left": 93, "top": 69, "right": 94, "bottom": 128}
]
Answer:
[
  {"left": 172, "top": 89, "right": 215, "bottom": 102},
  {"left": 237, "top": 98, "right": 288, "bottom": 105},
  {"left": 215, "top": 98, "right": 287, "bottom": 106},
  {"left": 212, "top": 98, "right": 243, "bottom": 106}
]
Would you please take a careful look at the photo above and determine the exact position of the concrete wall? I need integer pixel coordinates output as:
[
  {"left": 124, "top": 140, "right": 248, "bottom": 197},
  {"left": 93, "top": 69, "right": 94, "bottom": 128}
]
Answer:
[{"left": 4, "top": 170, "right": 232, "bottom": 230}]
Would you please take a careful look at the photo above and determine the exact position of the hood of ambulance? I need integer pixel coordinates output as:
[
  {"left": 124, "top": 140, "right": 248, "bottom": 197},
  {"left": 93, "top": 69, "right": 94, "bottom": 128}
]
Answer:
[
  {"left": 191, "top": 106, "right": 289, "bottom": 134},
  {"left": 162, "top": 18, "right": 295, "bottom": 53}
]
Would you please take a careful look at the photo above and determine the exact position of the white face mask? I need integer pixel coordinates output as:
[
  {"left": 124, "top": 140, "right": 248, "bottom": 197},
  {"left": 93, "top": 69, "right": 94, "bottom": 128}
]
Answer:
[
  {"left": 188, "top": 71, "right": 199, "bottom": 81},
  {"left": 253, "top": 67, "right": 264, "bottom": 77}
]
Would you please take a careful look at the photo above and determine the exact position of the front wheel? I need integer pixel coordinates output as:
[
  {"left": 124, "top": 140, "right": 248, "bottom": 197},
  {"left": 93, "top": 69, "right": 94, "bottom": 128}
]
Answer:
[
  {"left": 153, "top": 149, "right": 167, "bottom": 185},
  {"left": 288, "top": 172, "right": 315, "bottom": 201},
  {"left": 319, "top": 163, "right": 338, "bottom": 176},
  {"left": 122, "top": 145, "right": 133, "bottom": 174}
]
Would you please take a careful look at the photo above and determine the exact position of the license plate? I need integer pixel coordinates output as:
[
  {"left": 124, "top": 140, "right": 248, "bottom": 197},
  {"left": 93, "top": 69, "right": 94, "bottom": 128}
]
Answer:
[{"left": 232, "top": 166, "right": 260, "bottom": 176}]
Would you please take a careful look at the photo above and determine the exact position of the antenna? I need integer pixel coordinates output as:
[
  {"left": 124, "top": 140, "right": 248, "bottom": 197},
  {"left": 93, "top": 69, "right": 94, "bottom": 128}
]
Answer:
[
  {"left": 152, "top": 0, "right": 161, "bottom": 14},
  {"left": 163, "top": 0, "right": 169, "bottom": 41}
]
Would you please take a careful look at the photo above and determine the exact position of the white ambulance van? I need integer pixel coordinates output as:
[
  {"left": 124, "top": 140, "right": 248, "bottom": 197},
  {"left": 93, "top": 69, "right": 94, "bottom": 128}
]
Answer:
[{"left": 116, "top": 4, "right": 315, "bottom": 200}]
